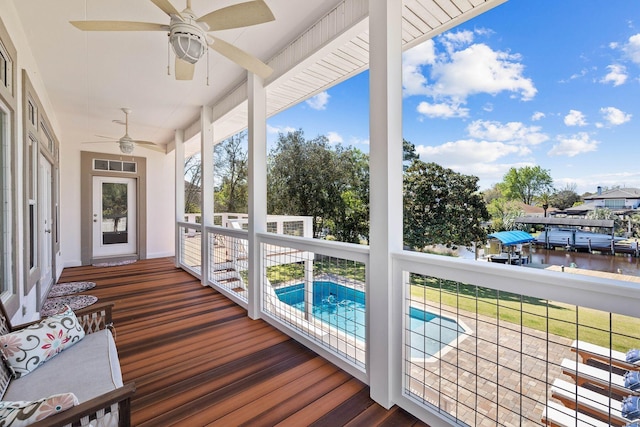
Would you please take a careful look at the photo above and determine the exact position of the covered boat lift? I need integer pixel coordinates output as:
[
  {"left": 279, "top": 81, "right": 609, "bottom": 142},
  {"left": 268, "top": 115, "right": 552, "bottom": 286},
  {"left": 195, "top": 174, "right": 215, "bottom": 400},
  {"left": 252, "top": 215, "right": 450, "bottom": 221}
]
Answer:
[
  {"left": 486, "top": 231, "right": 535, "bottom": 265},
  {"left": 514, "top": 217, "right": 618, "bottom": 252}
]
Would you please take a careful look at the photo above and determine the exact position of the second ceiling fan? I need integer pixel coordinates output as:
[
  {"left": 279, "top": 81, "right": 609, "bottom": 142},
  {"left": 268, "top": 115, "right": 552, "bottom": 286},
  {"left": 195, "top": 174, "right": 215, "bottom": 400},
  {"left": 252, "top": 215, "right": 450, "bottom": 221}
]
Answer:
[{"left": 70, "top": 0, "right": 275, "bottom": 80}]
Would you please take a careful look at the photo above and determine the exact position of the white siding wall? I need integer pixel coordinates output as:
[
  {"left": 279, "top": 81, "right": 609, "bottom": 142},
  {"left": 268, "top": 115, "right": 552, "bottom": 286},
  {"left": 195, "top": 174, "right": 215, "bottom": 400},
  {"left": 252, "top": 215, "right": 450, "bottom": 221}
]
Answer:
[{"left": 0, "top": 3, "right": 176, "bottom": 323}]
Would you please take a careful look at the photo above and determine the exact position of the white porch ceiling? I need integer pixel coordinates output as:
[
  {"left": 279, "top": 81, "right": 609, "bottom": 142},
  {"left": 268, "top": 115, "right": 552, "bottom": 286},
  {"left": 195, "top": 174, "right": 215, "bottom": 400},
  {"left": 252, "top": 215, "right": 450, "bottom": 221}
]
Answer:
[{"left": 11, "top": 0, "right": 505, "bottom": 154}]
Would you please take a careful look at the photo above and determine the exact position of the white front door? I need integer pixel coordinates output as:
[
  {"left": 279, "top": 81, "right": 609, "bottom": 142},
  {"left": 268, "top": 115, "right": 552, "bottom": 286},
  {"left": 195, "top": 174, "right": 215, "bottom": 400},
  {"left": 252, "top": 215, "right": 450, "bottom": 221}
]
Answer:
[
  {"left": 38, "top": 154, "right": 53, "bottom": 290},
  {"left": 92, "top": 176, "right": 137, "bottom": 257}
]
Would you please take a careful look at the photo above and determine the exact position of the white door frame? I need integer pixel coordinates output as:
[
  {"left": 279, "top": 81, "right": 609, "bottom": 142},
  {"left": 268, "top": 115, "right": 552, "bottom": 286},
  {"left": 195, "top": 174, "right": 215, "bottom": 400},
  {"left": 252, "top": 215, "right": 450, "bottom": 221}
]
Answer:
[
  {"left": 38, "top": 153, "right": 53, "bottom": 297},
  {"left": 92, "top": 176, "right": 137, "bottom": 258}
]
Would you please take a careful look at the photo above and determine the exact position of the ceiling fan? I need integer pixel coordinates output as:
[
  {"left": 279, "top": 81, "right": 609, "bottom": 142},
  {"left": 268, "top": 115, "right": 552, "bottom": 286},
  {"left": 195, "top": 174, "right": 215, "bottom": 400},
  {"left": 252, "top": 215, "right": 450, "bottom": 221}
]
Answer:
[
  {"left": 70, "top": 0, "right": 274, "bottom": 80},
  {"left": 84, "top": 108, "right": 165, "bottom": 154}
]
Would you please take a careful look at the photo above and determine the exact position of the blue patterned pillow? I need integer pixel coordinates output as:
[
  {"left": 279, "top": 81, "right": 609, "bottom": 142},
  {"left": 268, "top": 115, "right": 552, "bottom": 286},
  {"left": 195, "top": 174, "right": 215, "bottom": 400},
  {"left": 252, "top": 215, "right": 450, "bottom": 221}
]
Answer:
[
  {"left": 0, "top": 393, "right": 78, "bottom": 426},
  {"left": 0, "top": 305, "right": 85, "bottom": 378}
]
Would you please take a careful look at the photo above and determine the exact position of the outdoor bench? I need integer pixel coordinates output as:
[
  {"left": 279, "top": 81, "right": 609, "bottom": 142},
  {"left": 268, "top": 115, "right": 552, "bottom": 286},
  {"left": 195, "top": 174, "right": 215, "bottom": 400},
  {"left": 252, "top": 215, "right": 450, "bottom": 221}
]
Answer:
[{"left": 0, "top": 301, "right": 135, "bottom": 427}]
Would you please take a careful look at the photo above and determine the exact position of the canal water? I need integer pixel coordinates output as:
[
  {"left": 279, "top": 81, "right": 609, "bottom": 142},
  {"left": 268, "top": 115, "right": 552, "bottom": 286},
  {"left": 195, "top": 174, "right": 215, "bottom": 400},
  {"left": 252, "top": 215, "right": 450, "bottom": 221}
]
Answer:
[{"left": 523, "top": 247, "right": 640, "bottom": 277}]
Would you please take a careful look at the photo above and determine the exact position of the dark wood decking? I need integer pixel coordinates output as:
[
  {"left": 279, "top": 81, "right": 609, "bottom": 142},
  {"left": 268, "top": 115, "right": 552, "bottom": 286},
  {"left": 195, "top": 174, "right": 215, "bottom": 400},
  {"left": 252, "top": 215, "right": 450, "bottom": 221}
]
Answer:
[{"left": 58, "top": 257, "right": 426, "bottom": 426}]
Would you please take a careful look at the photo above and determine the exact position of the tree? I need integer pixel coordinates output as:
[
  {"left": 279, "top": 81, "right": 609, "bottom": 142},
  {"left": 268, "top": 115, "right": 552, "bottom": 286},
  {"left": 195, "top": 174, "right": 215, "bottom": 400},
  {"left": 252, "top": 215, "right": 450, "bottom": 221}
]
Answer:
[
  {"left": 267, "top": 130, "right": 369, "bottom": 242},
  {"left": 403, "top": 161, "right": 489, "bottom": 250},
  {"left": 502, "top": 166, "right": 554, "bottom": 205},
  {"left": 184, "top": 154, "right": 202, "bottom": 214},
  {"left": 551, "top": 183, "right": 581, "bottom": 210},
  {"left": 487, "top": 199, "right": 525, "bottom": 232},
  {"left": 214, "top": 132, "right": 248, "bottom": 213},
  {"left": 402, "top": 138, "right": 419, "bottom": 170}
]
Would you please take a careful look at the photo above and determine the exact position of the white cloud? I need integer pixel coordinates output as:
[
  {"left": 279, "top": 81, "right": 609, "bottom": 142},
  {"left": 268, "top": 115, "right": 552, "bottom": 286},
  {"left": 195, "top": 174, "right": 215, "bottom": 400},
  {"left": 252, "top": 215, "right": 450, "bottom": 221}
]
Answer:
[
  {"left": 402, "top": 39, "right": 536, "bottom": 102},
  {"left": 439, "top": 30, "right": 475, "bottom": 53},
  {"left": 430, "top": 43, "right": 537, "bottom": 101},
  {"left": 416, "top": 101, "right": 469, "bottom": 118},
  {"left": 531, "top": 111, "right": 545, "bottom": 121},
  {"left": 600, "top": 106, "right": 632, "bottom": 126},
  {"left": 623, "top": 33, "right": 640, "bottom": 64},
  {"left": 326, "top": 131, "right": 343, "bottom": 144},
  {"left": 466, "top": 120, "right": 548, "bottom": 146},
  {"left": 416, "top": 139, "right": 528, "bottom": 165},
  {"left": 564, "top": 110, "right": 587, "bottom": 127},
  {"left": 349, "top": 136, "right": 369, "bottom": 146},
  {"left": 600, "top": 64, "right": 628, "bottom": 86},
  {"left": 402, "top": 40, "right": 436, "bottom": 96},
  {"left": 306, "top": 91, "right": 330, "bottom": 110},
  {"left": 267, "top": 124, "right": 296, "bottom": 134},
  {"left": 548, "top": 132, "right": 599, "bottom": 157}
]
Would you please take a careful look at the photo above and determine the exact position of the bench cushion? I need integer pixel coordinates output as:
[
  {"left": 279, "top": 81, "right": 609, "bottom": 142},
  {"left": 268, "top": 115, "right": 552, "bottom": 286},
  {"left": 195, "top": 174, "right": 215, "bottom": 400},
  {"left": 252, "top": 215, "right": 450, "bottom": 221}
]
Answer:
[
  {"left": 3, "top": 329, "right": 122, "bottom": 403},
  {"left": 0, "top": 393, "right": 78, "bottom": 426},
  {"left": 0, "top": 306, "right": 85, "bottom": 378}
]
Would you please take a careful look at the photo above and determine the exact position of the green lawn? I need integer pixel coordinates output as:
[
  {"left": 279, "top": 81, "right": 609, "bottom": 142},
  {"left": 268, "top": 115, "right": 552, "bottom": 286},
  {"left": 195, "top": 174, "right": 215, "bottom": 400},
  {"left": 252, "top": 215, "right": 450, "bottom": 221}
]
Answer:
[{"left": 410, "top": 275, "right": 640, "bottom": 352}]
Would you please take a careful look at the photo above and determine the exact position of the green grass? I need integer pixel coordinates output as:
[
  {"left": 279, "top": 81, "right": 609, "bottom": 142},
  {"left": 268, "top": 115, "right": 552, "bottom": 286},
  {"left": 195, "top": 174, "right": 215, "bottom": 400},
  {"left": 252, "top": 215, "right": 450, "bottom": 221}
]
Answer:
[
  {"left": 410, "top": 275, "right": 640, "bottom": 352},
  {"left": 266, "top": 258, "right": 366, "bottom": 286}
]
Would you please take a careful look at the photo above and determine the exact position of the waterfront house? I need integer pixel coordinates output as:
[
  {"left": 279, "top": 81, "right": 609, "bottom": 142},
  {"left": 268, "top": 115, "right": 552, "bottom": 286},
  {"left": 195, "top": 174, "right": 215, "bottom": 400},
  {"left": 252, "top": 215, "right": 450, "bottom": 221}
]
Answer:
[{"left": 3, "top": 1, "right": 640, "bottom": 425}]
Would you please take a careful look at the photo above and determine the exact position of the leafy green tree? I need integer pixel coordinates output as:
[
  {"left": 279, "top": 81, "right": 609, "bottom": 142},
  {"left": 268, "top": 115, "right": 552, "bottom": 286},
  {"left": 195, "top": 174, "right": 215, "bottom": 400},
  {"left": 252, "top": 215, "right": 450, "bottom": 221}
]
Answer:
[
  {"left": 403, "top": 138, "right": 419, "bottom": 170},
  {"left": 403, "top": 161, "right": 489, "bottom": 249},
  {"left": 482, "top": 183, "right": 505, "bottom": 206},
  {"left": 214, "top": 132, "right": 248, "bottom": 213},
  {"left": 267, "top": 130, "right": 368, "bottom": 242},
  {"left": 551, "top": 183, "right": 581, "bottom": 210},
  {"left": 487, "top": 199, "right": 525, "bottom": 232},
  {"left": 184, "top": 154, "right": 201, "bottom": 214},
  {"left": 502, "top": 166, "right": 554, "bottom": 205}
]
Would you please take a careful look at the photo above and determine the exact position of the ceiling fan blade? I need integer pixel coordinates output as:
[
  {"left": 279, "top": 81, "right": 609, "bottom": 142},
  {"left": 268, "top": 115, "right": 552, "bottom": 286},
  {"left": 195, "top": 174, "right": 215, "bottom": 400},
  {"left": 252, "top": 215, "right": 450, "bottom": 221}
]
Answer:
[
  {"left": 208, "top": 36, "right": 273, "bottom": 79},
  {"left": 149, "top": 0, "right": 181, "bottom": 17},
  {"left": 70, "top": 21, "right": 169, "bottom": 31},
  {"left": 197, "top": 0, "right": 274, "bottom": 31},
  {"left": 175, "top": 58, "right": 196, "bottom": 80},
  {"left": 135, "top": 141, "right": 166, "bottom": 153},
  {"left": 94, "top": 134, "right": 120, "bottom": 140}
]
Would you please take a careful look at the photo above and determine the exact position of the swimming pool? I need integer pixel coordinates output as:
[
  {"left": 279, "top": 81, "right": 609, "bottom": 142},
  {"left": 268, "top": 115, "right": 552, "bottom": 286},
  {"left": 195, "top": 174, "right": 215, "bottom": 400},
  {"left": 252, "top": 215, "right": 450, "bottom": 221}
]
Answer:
[{"left": 274, "top": 281, "right": 467, "bottom": 359}]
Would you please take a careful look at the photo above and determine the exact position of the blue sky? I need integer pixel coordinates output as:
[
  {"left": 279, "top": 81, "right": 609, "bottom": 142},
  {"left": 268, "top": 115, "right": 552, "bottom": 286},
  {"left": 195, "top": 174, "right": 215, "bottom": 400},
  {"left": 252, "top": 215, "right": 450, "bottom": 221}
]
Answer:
[{"left": 266, "top": 1, "right": 640, "bottom": 195}]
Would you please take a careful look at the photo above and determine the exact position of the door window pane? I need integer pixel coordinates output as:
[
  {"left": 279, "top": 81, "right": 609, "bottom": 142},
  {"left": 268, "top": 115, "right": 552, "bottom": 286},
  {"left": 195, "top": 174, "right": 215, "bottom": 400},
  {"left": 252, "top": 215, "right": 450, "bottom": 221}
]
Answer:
[{"left": 102, "top": 182, "right": 128, "bottom": 245}]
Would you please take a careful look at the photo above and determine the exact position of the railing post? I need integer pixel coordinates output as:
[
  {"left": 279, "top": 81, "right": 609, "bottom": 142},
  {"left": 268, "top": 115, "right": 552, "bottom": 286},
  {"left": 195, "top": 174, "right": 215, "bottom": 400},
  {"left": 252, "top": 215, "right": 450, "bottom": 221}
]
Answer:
[
  {"left": 174, "top": 129, "right": 185, "bottom": 268},
  {"left": 248, "top": 72, "right": 267, "bottom": 319},
  {"left": 368, "top": 0, "right": 403, "bottom": 409},
  {"left": 200, "top": 106, "right": 214, "bottom": 284}
]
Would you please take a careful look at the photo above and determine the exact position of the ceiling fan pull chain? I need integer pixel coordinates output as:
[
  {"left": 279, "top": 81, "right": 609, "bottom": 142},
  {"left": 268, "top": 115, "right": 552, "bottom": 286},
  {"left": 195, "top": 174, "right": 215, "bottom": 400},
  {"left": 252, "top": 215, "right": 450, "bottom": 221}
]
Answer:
[
  {"left": 206, "top": 48, "right": 210, "bottom": 86},
  {"left": 167, "top": 38, "right": 171, "bottom": 76}
]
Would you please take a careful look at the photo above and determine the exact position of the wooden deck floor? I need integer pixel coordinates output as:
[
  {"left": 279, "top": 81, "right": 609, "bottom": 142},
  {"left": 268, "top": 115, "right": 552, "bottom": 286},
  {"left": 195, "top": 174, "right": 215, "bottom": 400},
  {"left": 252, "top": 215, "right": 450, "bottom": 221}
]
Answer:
[{"left": 58, "top": 257, "right": 426, "bottom": 427}]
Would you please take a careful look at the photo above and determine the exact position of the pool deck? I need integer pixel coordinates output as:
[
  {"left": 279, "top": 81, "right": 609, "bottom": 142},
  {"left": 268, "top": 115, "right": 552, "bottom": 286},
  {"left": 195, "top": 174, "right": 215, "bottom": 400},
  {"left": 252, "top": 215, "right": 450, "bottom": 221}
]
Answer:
[{"left": 408, "top": 303, "right": 574, "bottom": 426}]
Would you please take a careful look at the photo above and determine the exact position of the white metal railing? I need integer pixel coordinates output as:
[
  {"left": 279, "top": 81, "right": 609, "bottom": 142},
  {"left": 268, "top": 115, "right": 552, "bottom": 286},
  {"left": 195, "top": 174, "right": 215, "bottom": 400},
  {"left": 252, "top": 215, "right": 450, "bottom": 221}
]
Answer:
[
  {"left": 393, "top": 251, "right": 640, "bottom": 426},
  {"left": 257, "top": 232, "right": 370, "bottom": 382},
  {"left": 206, "top": 225, "right": 249, "bottom": 307},
  {"left": 177, "top": 221, "right": 201, "bottom": 277},
  {"left": 176, "top": 215, "right": 640, "bottom": 426}
]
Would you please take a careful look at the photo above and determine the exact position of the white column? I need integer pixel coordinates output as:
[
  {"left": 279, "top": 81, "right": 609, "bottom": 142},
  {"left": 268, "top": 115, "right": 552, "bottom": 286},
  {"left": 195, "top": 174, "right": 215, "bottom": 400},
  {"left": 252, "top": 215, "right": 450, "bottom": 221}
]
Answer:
[
  {"left": 248, "top": 72, "right": 267, "bottom": 319},
  {"left": 368, "top": 0, "right": 403, "bottom": 409},
  {"left": 174, "top": 129, "right": 185, "bottom": 268},
  {"left": 200, "top": 106, "right": 214, "bottom": 285}
]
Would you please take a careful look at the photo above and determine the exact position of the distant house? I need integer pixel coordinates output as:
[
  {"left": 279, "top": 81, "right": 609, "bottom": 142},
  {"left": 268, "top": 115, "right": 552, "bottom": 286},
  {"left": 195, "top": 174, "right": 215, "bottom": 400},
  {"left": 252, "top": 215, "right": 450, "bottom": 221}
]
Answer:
[{"left": 564, "top": 187, "right": 640, "bottom": 216}]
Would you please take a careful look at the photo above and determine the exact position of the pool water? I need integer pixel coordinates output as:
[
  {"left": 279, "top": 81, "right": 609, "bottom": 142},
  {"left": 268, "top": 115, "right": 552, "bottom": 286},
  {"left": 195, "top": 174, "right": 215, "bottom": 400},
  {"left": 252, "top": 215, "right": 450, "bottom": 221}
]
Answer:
[{"left": 275, "top": 281, "right": 466, "bottom": 358}]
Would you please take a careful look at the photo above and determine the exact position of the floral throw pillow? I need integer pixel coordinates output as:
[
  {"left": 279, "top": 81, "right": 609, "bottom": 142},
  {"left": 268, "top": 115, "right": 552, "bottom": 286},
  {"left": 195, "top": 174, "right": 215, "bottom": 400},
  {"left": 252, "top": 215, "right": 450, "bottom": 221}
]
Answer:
[
  {"left": 0, "top": 305, "right": 85, "bottom": 378},
  {"left": 0, "top": 393, "right": 78, "bottom": 426}
]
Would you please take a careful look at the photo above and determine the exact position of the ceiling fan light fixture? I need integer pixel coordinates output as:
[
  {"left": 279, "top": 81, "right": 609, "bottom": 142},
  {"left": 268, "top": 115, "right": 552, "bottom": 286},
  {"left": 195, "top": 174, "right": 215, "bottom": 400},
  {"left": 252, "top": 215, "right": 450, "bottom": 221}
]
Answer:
[
  {"left": 169, "top": 22, "right": 207, "bottom": 64},
  {"left": 119, "top": 138, "right": 135, "bottom": 154}
]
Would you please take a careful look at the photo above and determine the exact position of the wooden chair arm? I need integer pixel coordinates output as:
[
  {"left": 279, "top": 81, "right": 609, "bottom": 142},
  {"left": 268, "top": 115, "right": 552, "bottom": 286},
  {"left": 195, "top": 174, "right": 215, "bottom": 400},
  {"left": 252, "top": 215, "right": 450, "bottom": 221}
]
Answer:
[{"left": 28, "top": 382, "right": 136, "bottom": 427}]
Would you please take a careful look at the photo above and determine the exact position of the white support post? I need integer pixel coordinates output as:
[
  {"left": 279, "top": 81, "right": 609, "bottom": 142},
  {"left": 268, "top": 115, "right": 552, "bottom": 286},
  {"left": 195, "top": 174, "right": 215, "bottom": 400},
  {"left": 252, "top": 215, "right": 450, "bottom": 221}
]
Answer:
[
  {"left": 248, "top": 72, "right": 267, "bottom": 319},
  {"left": 200, "top": 106, "right": 214, "bottom": 285},
  {"left": 304, "top": 259, "right": 314, "bottom": 320},
  {"left": 368, "top": 0, "right": 403, "bottom": 409},
  {"left": 174, "top": 129, "right": 185, "bottom": 268}
]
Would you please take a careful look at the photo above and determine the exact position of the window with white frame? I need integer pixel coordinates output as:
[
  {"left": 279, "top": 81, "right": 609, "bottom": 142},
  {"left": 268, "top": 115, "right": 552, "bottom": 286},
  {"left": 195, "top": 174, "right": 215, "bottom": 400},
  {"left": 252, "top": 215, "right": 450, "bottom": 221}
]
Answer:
[{"left": 0, "top": 100, "right": 12, "bottom": 297}]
